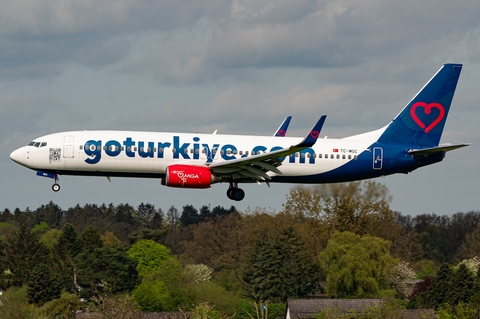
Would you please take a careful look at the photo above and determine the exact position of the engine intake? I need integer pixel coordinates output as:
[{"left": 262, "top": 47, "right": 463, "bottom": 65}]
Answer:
[{"left": 162, "top": 164, "right": 212, "bottom": 188}]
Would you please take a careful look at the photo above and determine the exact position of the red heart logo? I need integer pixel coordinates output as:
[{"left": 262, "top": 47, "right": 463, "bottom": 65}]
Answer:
[
  {"left": 310, "top": 131, "right": 319, "bottom": 139},
  {"left": 277, "top": 130, "right": 286, "bottom": 137},
  {"left": 410, "top": 102, "right": 445, "bottom": 133}
]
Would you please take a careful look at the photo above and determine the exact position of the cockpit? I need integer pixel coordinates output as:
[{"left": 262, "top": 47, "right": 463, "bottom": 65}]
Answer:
[{"left": 28, "top": 141, "right": 48, "bottom": 147}]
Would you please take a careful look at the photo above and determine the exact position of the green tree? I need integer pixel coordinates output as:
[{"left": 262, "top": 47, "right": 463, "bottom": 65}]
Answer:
[
  {"left": 75, "top": 245, "right": 138, "bottom": 295},
  {"left": 133, "top": 280, "right": 171, "bottom": 311},
  {"left": 180, "top": 205, "right": 200, "bottom": 226},
  {"left": 81, "top": 226, "right": 103, "bottom": 252},
  {"left": 419, "top": 263, "right": 478, "bottom": 309},
  {"left": 127, "top": 239, "right": 172, "bottom": 276},
  {"left": 133, "top": 257, "right": 187, "bottom": 311},
  {"left": 35, "top": 291, "right": 82, "bottom": 319},
  {"left": 34, "top": 201, "right": 62, "bottom": 227},
  {"left": 1, "top": 224, "right": 49, "bottom": 287},
  {"left": 39, "top": 228, "right": 63, "bottom": 250},
  {"left": 422, "top": 263, "right": 455, "bottom": 308},
  {"left": 319, "top": 231, "right": 398, "bottom": 297},
  {"left": 244, "top": 227, "right": 317, "bottom": 302},
  {"left": 27, "top": 263, "right": 61, "bottom": 305},
  {"left": 136, "top": 202, "right": 158, "bottom": 227},
  {"left": 59, "top": 224, "right": 82, "bottom": 257},
  {"left": 0, "top": 286, "right": 35, "bottom": 319},
  {"left": 101, "top": 230, "right": 122, "bottom": 246}
]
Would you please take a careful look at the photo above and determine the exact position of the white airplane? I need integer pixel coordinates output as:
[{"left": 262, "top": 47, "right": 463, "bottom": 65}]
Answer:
[{"left": 10, "top": 64, "right": 470, "bottom": 201}]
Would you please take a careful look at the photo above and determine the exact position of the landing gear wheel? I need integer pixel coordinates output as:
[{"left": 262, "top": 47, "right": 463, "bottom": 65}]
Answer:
[
  {"left": 52, "top": 183, "right": 60, "bottom": 192},
  {"left": 227, "top": 187, "right": 245, "bottom": 201}
]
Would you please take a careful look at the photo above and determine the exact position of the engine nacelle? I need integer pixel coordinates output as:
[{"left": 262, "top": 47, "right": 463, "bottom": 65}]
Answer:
[{"left": 162, "top": 164, "right": 212, "bottom": 188}]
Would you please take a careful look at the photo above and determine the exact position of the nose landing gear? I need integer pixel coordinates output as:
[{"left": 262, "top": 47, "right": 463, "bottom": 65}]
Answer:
[{"left": 36, "top": 171, "right": 60, "bottom": 192}]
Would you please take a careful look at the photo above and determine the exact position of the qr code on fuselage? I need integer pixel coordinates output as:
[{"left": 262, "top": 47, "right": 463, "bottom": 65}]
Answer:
[{"left": 49, "top": 148, "right": 61, "bottom": 162}]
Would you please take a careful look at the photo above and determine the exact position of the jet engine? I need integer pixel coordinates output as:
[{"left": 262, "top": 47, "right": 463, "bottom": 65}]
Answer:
[{"left": 162, "top": 164, "right": 213, "bottom": 188}]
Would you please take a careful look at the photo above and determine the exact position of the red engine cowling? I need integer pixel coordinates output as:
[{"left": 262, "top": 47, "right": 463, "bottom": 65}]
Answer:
[{"left": 162, "top": 164, "right": 212, "bottom": 188}]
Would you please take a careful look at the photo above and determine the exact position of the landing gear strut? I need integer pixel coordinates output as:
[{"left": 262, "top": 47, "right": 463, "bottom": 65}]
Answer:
[{"left": 226, "top": 183, "right": 245, "bottom": 201}]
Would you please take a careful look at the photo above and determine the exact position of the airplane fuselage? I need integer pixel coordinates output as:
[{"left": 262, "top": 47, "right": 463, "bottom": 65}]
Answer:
[{"left": 11, "top": 129, "right": 433, "bottom": 184}]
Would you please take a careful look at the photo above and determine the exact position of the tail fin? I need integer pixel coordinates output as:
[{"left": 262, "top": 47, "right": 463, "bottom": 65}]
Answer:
[{"left": 378, "top": 63, "right": 462, "bottom": 146}]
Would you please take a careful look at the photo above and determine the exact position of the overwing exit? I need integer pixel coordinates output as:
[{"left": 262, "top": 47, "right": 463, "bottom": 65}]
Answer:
[{"left": 10, "top": 64, "right": 470, "bottom": 201}]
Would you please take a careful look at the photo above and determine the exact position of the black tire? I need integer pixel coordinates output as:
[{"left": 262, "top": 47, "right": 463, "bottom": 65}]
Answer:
[{"left": 231, "top": 188, "right": 245, "bottom": 201}]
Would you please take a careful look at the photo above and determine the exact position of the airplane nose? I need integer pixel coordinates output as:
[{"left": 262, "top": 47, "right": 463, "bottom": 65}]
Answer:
[{"left": 10, "top": 148, "right": 25, "bottom": 164}]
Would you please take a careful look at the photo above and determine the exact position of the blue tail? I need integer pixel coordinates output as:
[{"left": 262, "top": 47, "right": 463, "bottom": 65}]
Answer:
[{"left": 378, "top": 63, "right": 462, "bottom": 146}]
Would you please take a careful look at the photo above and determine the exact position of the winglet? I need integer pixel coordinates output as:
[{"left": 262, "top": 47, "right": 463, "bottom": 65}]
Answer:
[
  {"left": 296, "top": 115, "right": 327, "bottom": 148},
  {"left": 273, "top": 116, "right": 292, "bottom": 137}
]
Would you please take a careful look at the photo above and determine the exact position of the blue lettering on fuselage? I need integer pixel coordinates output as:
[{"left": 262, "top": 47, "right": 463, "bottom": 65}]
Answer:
[{"left": 83, "top": 136, "right": 316, "bottom": 165}]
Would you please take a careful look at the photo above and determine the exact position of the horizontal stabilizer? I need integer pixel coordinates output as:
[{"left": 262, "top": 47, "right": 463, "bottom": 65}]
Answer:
[{"left": 408, "top": 143, "right": 471, "bottom": 157}]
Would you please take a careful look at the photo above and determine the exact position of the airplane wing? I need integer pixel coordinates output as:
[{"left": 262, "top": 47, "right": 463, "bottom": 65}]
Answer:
[
  {"left": 208, "top": 115, "right": 326, "bottom": 183},
  {"left": 408, "top": 143, "right": 471, "bottom": 157},
  {"left": 273, "top": 116, "right": 292, "bottom": 137}
]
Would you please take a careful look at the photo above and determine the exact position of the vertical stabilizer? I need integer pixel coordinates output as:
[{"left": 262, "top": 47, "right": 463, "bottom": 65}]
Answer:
[{"left": 378, "top": 63, "right": 462, "bottom": 146}]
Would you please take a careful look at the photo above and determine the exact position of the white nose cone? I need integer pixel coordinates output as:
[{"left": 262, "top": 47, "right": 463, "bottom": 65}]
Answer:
[{"left": 10, "top": 148, "right": 25, "bottom": 165}]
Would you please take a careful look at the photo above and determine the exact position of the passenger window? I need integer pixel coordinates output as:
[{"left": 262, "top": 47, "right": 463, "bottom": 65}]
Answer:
[
  {"left": 330, "top": 154, "right": 334, "bottom": 159},
  {"left": 319, "top": 154, "right": 322, "bottom": 158},
  {"left": 245, "top": 151, "right": 249, "bottom": 156},
  {"left": 342, "top": 155, "right": 346, "bottom": 159},
  {"left": 336, "top": 154, "right": 340, "bottom": 159},
  {"left": 79, "top": 145, "right": 83, "bottom": 150}
]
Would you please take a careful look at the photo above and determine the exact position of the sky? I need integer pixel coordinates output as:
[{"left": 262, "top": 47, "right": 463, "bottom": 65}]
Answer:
[{"left": 1, "top": 0, "right": 479, "bottom": 216}]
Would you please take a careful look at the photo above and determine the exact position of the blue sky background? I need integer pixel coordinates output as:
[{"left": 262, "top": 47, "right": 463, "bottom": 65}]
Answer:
[{"left": 1, "top": 0, "right": 479, "bottom": 215}]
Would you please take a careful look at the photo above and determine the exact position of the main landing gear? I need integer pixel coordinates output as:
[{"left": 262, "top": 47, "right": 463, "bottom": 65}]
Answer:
[{"left": 227, "top": 183, "right": 245, "bottom": 201}]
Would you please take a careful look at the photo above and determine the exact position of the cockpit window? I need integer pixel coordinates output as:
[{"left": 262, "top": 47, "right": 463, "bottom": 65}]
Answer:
[{"left": 28, "top": 141, "right": 47, "bottom": 147}]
